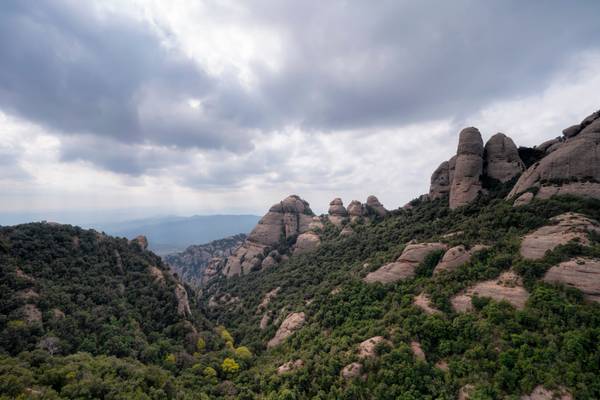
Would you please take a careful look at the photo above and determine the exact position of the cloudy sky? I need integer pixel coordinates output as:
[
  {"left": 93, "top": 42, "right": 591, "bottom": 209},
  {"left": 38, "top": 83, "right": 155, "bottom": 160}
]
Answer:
[{"left": 1, "top": 0, "right": 600, "bottom": 223}]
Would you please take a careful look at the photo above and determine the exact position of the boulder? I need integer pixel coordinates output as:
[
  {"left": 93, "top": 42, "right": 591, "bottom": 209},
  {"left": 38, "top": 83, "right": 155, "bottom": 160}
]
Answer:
[
  {"left": 413, "top": 292, "right": 441, "bottom": 315},
  {"left": 459, "top": 385, "right": 475, "bottom": 400},
  {"left": 508, "top": 110, "right": 600, "bottom": 201},
  {"left": 435, "top": 360, "right": 449, "bottom": 371},
  {"left": 308, "top": 216, "right": 325, "bottom": 231},
  {"left": 341, "top": 362, "right": 363, "bottom": 380},
  {"left": 294, "top": 232, "right": 321, "bottom": 255},
  {"left": 434, "top": 244, "right": 488, "bottom": 274},
  {"left": 536, "top": 137, "right": 562, "bottom": 153},
  {"left": 340, "top": 226, "right": 355, "bottom": 237},
  {"left": 520, "top": 213, "right": 599, "bottom": 260},
  {"left": 364, "top": 242, "right": 448, "bottom": 284},
  {"left": 277, "top": 359, "right": 304, "bottom": 375},
  {"left": 429, "top": 160, "right": 451, "bottom": 200},
  {"left": 366, "top": 195, "right": 388, "bottom": 217},
  {"left": 543, "top": 258, "right": 600, "bottom": 302},
  {"left": 267, "top": 312, "right": 306, "bottom": 348},
  {"left": 521, "top": 386, "right": 573, "bottom": 400},
  {"left": 484, "top": 133, "right": 524, "bottom": 182},
  {"left": 358, "top": 336, "right": 389, "bottom": 359},
  {"left": 450, "top": 127, "right": 484, "bottom": 209},
  {"left": 451, "top": 271, "right": 528, "bottom": 312},
  {"left": 328, "top": 198, "right": 347, "bottom": 226}
]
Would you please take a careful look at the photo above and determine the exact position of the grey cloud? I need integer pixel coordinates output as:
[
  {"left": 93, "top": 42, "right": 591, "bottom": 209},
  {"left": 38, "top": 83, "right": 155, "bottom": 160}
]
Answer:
[{"left": 1, "top": 0, "right": 600, "bottom": 179}]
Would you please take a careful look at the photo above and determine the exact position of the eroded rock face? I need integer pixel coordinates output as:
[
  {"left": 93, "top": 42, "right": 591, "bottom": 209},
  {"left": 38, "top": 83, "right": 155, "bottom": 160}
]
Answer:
[
  {"left": 520, "top": 213, "right": 599, "bottom": 260},
  {"left": 413, "top": 292, "right": 441, "bottom": 315},
  {"left": 294, "top": 232, "right": 321, "bottom": 255},
  {"left": 450, "top": 127, "right": 484, "bottom": 209},
  {"left": 224, "top": 195, "right": 315, "bottom": 277},
  {"left": 366, "top": 195, "right": 388, "bottom": 217},
  {"left": 148, "top": 266, "right": 165, "bottom": 283},
  {"left": 328, "top": 198, "right": 348, "bottom": 226},
  {"left": 347, "top": 200, "right": 366, "bottom": 222},
  {"left": 267, "top": 312, "right": 306, "bottom": 348},
  {"left": 429, "top": 161, "right": 451, "bottom": 200},
  {"left": 341, "top": 362, "right": 363, "bottom": 380},
  {"left": 257, "top": 287, "right": 281, "bottom": 312},
  {"left": 521, "top": 386, "right": 573, "bottom": 400},
  {"left": 484, "top": 133, "right": 525, "bottom": 182},
  {"left": 543, "top": 258, "right": 600, "bottom": 302},
  {"left": 358, "top": 336, "right": 389, "bottom": 359},
  {"left": 509, "top": 110, "right": 600, "bottom": 201},
  {"left": 451, "top": 271, "right": 528, "bottom": 312},
  {"left": 175, "top": 284, "right": 191, "bottom": 316},
  {"left": 277, "top": 359, "right": 304, "bottom": 375},
  {"left": 434, "top": 245, "right": 488, "bottom": 275},
  {"left": 364, "top": 242, "right": 448, "bottom": 284}
]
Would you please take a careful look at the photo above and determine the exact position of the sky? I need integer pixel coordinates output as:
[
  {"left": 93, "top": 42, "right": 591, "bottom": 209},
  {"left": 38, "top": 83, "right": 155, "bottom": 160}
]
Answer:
[{"left": 1, "top": 0, "right": 600, "bottom": 223}]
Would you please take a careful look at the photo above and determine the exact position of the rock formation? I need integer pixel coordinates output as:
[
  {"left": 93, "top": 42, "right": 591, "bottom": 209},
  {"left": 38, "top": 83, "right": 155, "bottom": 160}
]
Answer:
[
  {"left": 341, "top": 362, "right": 363, "bottom": 380},
  {"left": 257, "top": 287, "right": 280, "bottom": 312},
  {"left": 267, "top": 312, "right": 306, "bottom": 348},
  {"left": 429, "top": 161, "right": 451, "bottom": 199},
  {"left": 521, "top": 386, "right": 573, "bottom": 400},
  {"left": 277, "top": 359, "right": 304, "bottom": 374},
  {"left": 174, "top": 284, "right": 191, "bottom": 316},
  {"left": 520, "top": 213, "right": 599, "bottom": 260},
  {"left": 413, "top": 292, "right": 441, "bottom": 315},
  {"left": 365, "top": 195, "right": 388, "bottom": 217},
  {"left": 293, "top": 232, "right": 321, "bottom": 255},
  {"left": 433, "top": 244, "right": 488, "bottom": 275},
  {"left": 327, "top": 198, "right": 347, "bottom": 226},
  {"left": 223, "top": 195, "right": 315, "bottom": 277},
  {"left": 509, "top": 110, "right": 600, "bottom": 203},
  {"left": 364, "top": 242, "right": 448, "bottom": 284},
  {"left": 451, "top": 271, "right": 528, "bottom": 312},
  {"left": 411, "top": 341, "right": 426, "bottom": 361},
  {"left": 346, "top": 200, "right": 366, "bottom": 222},
  {"left": 449, "top": 127, "right": 484, "bottom": 209},
  {"left": 484, "top": 133, "right": 525, "bottom": 182},
  {"left": 358, "top": 336, "right": 389, "bottom": 359},
  {"left": 543, "top": 258, "right": 600, "bottom": 302},
  {"left": 130, "top": 235, "right": 148, "bottom": 250}
]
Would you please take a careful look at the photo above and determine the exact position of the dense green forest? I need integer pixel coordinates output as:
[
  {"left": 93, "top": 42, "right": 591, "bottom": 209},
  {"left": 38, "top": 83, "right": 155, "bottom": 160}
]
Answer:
[{"left": 2, "top": 189, "right": 600, "bottom": 398}]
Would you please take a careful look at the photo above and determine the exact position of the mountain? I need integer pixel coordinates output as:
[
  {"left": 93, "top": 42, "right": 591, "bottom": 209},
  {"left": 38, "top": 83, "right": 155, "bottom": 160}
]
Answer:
[
  {"left": 94, "top": 214, "right": 260, "bottom": 254},
  {"left": 164, "top": 234, "right": 247, "bottom": 287},
  {"left": 2, "top": 109, "right": 600, "bottom": 399}
]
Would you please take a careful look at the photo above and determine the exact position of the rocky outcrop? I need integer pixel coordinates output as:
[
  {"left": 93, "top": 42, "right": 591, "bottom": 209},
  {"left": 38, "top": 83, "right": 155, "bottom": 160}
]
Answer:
[
  {"left": 429, "top": 161, "right": 451, "bottom": 200},
  {"left": 411, "top": 341, "right": 426, "bottom": 361},
  {"left": 459, "top": 385, "right": 475, "bottom": 400},
  {"left": 130, "top": 235, "right": 148, "bottom": 250},
  {"left": 223, "top": 195, "right": 315, "bottom": 277},
  {"left": 277, "top": 359, "right": 304, "bottom": 374},
  {"left": 521, "top": 386, "right": 573, "bottom": 400},
  {"left": 174, "top": 284, "right": 191, "bottom": 316},
  {"left": 267, "top": 312, "right": 306, "bottom": 348},
  {"left": 451, "top": 271, "right": 528, "bottom": 312},
  {"left": 148, "top": 266, "right": 165, "bottom": 283},
  {"left": 364, "top": 242, "right": 448, "bottom": 284},
  {"left": 20, "top": 304, "right": 42, "bottom": 324},
  {"left": 520, "top": 213, "right": 599, "bottom": 260},
  {"left": 259, "top": 313, "right": 271, "bottom": 330},
  {"left": 339, "top": 226, "right": 354, "bottom": 237},
  {"left": 328, "top": 198, "right": 348, "bottom": 226},
  {"left": 484, "top": 133, "right": 525, "bottom": 182},
  {"left": 293, "top": 232, "right": 321, "bottom": 255},
  {"left": 365, "top": 195, "right": 388, "bottom": 217},
  {"left": 257, "top": 287, "right": 281, "bottom": 312},
  {"left": 543, "top": 258, "right": 600, "bottom": 302},
  {"left": 358, "top": 336, "right": 389, "bottom": 359},
  {"left": 341, "top": 362, "right": 363, "bottom": 380},
  {"left": 413, "top": 292, "right": 441, "bottom": 315},
  {"left": 450, "top": 128, "right": 484, "bottom": 209},
  {"left": 347, "top": 200, "right": 366, "bottom": 222},
  {"left": 433, "top": 244, "right": 488, "bottom": 275},
  {"left": 509, "top": 110, "right": 600, "bottom": 202},
  {"left": 165, "top": 234, "right": 246, "bottom": 286}
]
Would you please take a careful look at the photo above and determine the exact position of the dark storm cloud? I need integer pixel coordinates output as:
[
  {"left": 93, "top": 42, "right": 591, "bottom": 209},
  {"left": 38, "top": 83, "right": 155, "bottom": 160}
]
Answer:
[{"left": 1, "top": 0, "right": 599, "bottom": 177}]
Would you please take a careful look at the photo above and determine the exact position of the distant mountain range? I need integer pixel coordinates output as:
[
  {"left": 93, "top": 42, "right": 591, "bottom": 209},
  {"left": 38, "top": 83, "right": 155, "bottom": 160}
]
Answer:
[{"left": 93, "top": 214, "right": 260, "bottom": 254}]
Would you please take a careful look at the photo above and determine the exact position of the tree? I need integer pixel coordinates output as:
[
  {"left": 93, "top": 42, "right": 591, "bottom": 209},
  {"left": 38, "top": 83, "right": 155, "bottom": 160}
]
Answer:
[{"left": 221, "top": 357, "right": 240, "bottom": 374}]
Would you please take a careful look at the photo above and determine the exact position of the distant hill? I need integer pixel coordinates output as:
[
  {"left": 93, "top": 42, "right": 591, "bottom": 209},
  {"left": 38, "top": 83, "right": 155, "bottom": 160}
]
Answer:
[{"left": 95, "top": 214, "right": 260, "bottom": 254}]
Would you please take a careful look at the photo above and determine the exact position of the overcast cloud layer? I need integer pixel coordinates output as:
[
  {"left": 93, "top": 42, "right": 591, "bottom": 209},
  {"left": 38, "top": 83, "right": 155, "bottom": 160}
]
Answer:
[{"left": 1, "top": 0, "right": 600, "bottom": 220}]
